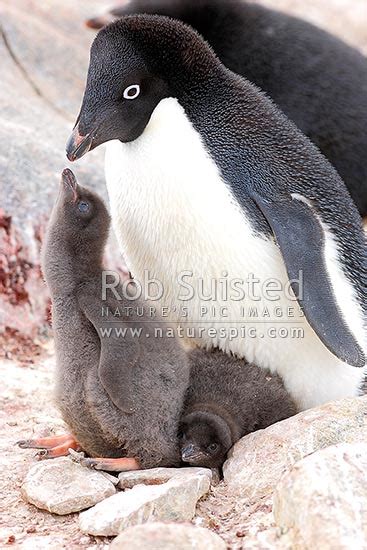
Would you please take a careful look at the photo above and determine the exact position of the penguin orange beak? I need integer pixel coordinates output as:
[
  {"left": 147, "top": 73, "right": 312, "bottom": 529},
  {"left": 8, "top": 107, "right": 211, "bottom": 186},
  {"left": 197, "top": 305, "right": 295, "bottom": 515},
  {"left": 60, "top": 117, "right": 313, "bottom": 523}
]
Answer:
[{"left": 66, "top": 123, "right": 94, "bottom": 162}]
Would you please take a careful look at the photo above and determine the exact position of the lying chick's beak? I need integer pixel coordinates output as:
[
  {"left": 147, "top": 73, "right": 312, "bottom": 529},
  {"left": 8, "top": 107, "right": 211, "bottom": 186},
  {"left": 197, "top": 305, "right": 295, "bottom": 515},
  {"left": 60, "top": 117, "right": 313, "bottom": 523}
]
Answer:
[
  {"left": 181, "top": 444, "right": 205, "bottom": 463},
  {"left": 66, "top": 123, "right": 94, "bottom": 162}
]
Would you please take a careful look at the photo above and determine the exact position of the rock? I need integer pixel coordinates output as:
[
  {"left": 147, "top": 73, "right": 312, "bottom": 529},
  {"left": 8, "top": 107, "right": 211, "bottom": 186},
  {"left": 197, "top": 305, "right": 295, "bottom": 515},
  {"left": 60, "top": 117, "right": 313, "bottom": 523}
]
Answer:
[
  {"left": 273, "top": 442, "right": 367, "bottom": 549},
  {"left": 0, "top": 0, "right": 121, "bottom": 339},
  {"left": 235, "top": 528, "right": 293, "bottom": 550},
  {"left": 21, "top": 457, "right": 116, "bottom": 515},
  {"left": 118, "top": 467, "right": 212, "bottom": 489},
  {"left": 223, "top": 396, "right": 367, "bottom": 501},
  {"left": 110, "top": 522, "right": 226, "bottom": 550},
  {"left": 79, "top": 469, "right": 211, "bottom": 536},
  {"left": 19, "top": 536, "right": 66, "bottom": 549}
]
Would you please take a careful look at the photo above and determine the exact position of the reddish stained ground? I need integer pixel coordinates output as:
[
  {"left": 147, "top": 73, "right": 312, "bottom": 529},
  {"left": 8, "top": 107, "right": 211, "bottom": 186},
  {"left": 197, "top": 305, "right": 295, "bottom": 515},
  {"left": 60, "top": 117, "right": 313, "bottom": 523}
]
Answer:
[
  {"left": 0, "top": 210, "right": 33, "bottom": 306},
  {"left": 0, "top": 208, "right": 51, "bottom": 352},
  {"left": 0, "top": 328, "right": 44, "bottom": 364}
]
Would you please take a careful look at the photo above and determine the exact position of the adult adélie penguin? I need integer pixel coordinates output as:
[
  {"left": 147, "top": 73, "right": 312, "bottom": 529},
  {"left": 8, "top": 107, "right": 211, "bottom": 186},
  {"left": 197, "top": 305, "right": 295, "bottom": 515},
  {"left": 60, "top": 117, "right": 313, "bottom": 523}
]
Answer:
[
  {"left": 66, "top": 15, "right": 366, "bottom": 410},
  {"left": 86, "top": 0, "right": 367, "bottom": 217}
]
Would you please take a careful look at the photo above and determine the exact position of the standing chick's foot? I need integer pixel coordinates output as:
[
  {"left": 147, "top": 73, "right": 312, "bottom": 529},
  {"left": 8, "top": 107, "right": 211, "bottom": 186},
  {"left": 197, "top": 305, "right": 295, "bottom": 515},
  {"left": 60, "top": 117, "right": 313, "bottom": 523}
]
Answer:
[
  {"left": 69, "top": 449, "right": 139, "bottom": 472},
  {"left": 17, "top": 433, "right": 81, "bottom": 459}
]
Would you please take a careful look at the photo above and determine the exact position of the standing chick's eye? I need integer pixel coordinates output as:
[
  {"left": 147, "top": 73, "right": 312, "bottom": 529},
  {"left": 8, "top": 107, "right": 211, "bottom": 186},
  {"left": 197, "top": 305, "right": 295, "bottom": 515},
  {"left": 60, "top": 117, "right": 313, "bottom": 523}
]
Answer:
[
  {"left": 123, "top": 84, "right": 140, "bottom": 100},
  {"left": 78, "top": 201, "right": 90, "bottom": 213},
  {"left": 207, "top": 442, "right": 219, "bottom": 453}
]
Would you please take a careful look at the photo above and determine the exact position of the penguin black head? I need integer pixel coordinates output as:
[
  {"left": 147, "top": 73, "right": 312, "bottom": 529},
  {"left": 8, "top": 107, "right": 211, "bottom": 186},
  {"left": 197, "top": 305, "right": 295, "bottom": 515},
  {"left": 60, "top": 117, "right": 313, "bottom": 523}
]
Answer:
[
  {"left": 66, "top": 15, "right": 219, "bottom": 161},
  {"left": 179, "top": 411, "right": 233, "bottom": 468},
  {"left": 55, "top": 168, "right": 110, "bottom": 249}
]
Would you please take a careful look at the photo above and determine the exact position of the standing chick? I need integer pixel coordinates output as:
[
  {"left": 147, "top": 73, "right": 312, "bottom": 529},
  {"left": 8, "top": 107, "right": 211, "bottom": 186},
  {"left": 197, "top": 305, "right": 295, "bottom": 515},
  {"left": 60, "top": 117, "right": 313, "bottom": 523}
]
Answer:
[
  {"left": 18, "top": 169, "right": 189, "bottom": 471},
  {"left": 179, "top": 348, "right": 297, "bottom": 468}
]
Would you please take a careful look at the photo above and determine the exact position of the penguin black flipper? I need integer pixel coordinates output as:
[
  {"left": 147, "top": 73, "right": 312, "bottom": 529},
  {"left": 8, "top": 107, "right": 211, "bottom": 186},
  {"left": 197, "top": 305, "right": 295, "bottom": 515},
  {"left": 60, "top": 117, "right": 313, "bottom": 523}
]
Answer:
[
  {"left": 78, "top": 294, "right": 140, "bottom": 414},
  {"left": 250, "top": 191, "right": 365, "bottom": 368}
]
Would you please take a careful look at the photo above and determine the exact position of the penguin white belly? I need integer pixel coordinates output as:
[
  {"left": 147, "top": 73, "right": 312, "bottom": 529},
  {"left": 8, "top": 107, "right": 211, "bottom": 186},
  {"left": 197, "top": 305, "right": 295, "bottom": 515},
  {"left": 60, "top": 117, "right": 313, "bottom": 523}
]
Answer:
[{"left": 105, "top": 97, "right": 365, "bottom": 410}]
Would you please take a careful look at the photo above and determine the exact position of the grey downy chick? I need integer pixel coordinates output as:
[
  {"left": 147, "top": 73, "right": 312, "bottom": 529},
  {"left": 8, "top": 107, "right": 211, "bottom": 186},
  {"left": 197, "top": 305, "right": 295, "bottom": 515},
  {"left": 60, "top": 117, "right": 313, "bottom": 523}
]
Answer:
[
  {"left": 37, "top": 168, "right": 190, "bottom": 469},
  {"left": 179, "top": 348, "right": 297, "bottom": 468}
]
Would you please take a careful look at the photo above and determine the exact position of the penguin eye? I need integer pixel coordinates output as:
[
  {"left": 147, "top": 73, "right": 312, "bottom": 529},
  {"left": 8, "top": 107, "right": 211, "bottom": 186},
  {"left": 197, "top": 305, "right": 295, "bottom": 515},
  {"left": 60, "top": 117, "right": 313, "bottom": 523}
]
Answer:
[
  {"left": 207, "top": 442, "right": 219, "bottom": 453},
  {"left": 123, "top": 84, "right": 140, "bottom": 100},
  {"left": 78, "top": 201, "right": 90, "bottom": 213}
]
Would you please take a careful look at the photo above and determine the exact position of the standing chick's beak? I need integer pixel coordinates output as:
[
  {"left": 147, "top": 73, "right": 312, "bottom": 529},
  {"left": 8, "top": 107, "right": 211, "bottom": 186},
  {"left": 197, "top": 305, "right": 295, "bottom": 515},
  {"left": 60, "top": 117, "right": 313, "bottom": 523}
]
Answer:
[
  {"left": 61, "top": 168, "right": 79, "bottom": 202},
  {"left": 66, "top": 123, "right": 94, "bottom": 162}
]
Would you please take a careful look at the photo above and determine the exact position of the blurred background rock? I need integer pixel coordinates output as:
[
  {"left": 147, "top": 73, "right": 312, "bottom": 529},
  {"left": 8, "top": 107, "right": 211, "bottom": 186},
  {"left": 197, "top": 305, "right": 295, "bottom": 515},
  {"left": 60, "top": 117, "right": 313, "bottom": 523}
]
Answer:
[
  {"left": 0, "top": 0, "right": 113, "bottom": 347},
  {"left": 0, "top": 0, "right": 366, "bottom": 349}
]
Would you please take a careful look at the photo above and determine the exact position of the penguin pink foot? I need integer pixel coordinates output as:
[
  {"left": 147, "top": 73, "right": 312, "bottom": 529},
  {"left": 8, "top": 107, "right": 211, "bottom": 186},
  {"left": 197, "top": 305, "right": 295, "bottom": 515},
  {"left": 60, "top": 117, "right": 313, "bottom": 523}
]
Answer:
[
  {"left": 17, "top": 433, "right": 81, "bottom": 459},
  {"left": 70, "top": 450, "right": 140, "bottom": 472}
]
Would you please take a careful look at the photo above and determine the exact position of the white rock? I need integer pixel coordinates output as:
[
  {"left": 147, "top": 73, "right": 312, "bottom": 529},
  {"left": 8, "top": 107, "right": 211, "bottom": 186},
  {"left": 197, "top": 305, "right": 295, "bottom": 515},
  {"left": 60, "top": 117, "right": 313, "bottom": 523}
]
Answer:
[
  {"left": 118, "top": 467, "right": 212, "bottom": 489},
  {"left": 223, "top": 396, "right": 367, "bottom": 501},
  {"left": 21, "top": 457, "right": 116, "bottom": 515},
  {"left": 273, "top": 442, "right": 367, "bottom": 549},
  {"left": 19, "top": 536, "right": 66, "bottom": 549},
  {"left": 79, "top": 469, "right": 211, "bottom": 536},
  {"left": 110, "top": 522, "right": 226, "bottom": 550}
]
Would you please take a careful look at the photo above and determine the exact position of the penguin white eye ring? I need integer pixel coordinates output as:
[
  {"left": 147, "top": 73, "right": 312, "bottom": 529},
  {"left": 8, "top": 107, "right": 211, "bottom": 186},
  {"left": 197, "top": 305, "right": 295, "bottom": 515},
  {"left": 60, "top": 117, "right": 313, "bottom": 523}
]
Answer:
[{"left": 123, "top": 84, "right": 140, "bottom": 100}]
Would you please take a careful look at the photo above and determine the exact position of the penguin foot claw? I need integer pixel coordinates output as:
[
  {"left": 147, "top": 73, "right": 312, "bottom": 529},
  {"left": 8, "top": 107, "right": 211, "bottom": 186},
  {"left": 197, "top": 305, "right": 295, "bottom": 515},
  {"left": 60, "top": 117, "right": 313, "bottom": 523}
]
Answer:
[
  {"left": 35, "top": 449, "right": 48, "bottom": 459},
  {"left": 70, "top": 449, "right": 139, "bottom": 472},
  {"left": 17, "top": 433, "right": 81, "bottom": 459},
  {"left": 69, "top": 449, "right": 98, "bottom": 469}
]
